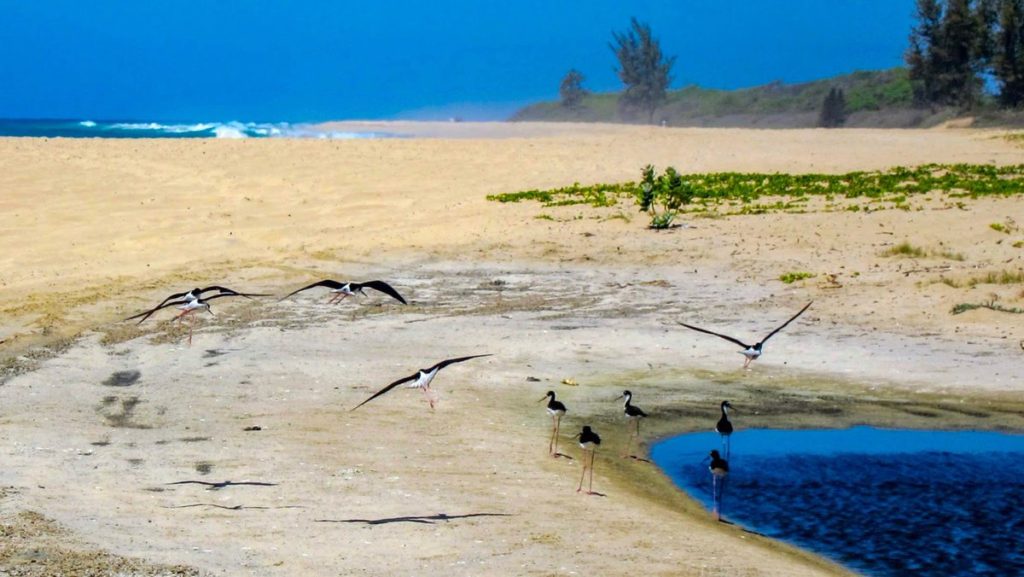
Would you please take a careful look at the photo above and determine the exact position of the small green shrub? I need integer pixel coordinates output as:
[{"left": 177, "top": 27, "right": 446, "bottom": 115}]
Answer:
[
  {"left": 881, "top": 242, "right": 926, "bottom": 258},
  {"left": 991, "top": 222, "right": 1010, "bottom": 234},
  {"left": 779, "top": 271, "right": 816, "bottom": 284}
]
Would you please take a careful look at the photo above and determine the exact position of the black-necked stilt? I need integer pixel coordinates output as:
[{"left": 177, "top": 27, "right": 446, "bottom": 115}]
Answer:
[
  {"left": 708, "top": 449, "right": 729, "bottom": 521},
  {"left": 350, "top": 354, "right": 492, "bottom": 411},
  {"left": 575, "top": 425, "right": 601, "bottom": 494},
  {"left": 678, "top": 301, "right": 812, "bottom": 369},
  {"left": 280, "top": 279, "right": 407, "bottom": 305},
  {"left": 540, "top": 391, "right": 567, "bottom": 456},
  {"left": 126, "top": 293, "right": 245, "bottom": 345},
  {"left": 617, "top": 390, "right": 648, "bottom": 458},
  {"left": 716, "top": 401, "right": 734, "bottom": 459},
  {"left": 125, "top": 286, "right": 267, "bottom": 325}
]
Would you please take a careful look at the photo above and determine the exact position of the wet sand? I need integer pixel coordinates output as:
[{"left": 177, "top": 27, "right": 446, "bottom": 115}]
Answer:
[{"left": 1, "top": 123, "right": 1023, "bottom": 575}]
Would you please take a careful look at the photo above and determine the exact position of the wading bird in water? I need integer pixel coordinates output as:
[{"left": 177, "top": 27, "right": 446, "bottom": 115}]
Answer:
[
  {"left": 576, "top": 425, "right": 601, "bottom": 494},
  {"left": 540, "top": 391, "right": 567, "bottom": 457},
  {"left": 716, "top": 400, "right": 734, "bottom": 459},
  {"left": 678, "top": 302, "right": 812, "bottom": 369},
  {"left": 617, "top": 390, "right": 648, "bottom": 458},
  {"left": 280, "top": 279, "right": 407, "bottom": 305},
  {"left": 350, "top": 354, "right": 492, "bottom": 411},
  {"left": 708, "top": 449, "right": 730, "bottom": 521},
  {"left": 125, "top": 286, "right": 266, "bottom": 325}
]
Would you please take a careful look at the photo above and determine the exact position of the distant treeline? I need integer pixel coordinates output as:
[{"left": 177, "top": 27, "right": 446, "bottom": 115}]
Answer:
[
  {"left": 514, "top": 3, "right": 1024, "bottom": 128},
  {"left": 513, "top": 69, "right": 925, "bottom": 128}
]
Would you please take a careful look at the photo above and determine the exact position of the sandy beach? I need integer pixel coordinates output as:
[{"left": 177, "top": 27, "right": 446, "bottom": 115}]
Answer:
[{"left": 1, "top": 122, "right": 1023, "bottom": 576}]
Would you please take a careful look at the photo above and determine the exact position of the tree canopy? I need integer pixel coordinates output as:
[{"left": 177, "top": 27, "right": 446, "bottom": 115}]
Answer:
[{"left": 609, "top": 18, "right": 676, "bottom": 123}]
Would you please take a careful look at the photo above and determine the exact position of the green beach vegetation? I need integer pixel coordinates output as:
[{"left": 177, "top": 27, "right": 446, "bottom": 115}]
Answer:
[{"left": 487, "top": 163, "right": 1024, "bottom": 223}]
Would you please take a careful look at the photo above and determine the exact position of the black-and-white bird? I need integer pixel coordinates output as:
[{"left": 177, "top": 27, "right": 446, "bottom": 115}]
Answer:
[
  {"left": 617, "top": 390, "right": 648, "bottom": 458},
  {"left": 280, "top": 279, "right": 407, "bottom": 305},
  {"left": 125, "top": 286, "right": 266, "bottom": 324},
  {"left": 678, "top": 302, "right": 812, "bottom": 368},
  {"left": 576, "top": 425, "right": 602, "bottom": 494},
  {"left": 127, "top": 293, "right": 244, "bottom": 345},
  {"left": 716, "top": 400, "right": 734, "bottom": 459},
  {"left": 350, "top": 354, "right": 492, "bottom": 411},
  {"left": 540, "top": 391, "right": 567, "bottom": 456},
  {"left": 708, "top": 449, "right": 729, "bottom": 521}
]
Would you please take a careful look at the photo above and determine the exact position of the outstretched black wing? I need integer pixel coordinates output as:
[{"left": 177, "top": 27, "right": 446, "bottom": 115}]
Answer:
[
  {"left": 279, "top": 279, "right": 346, "bottom": 301},
  {"left": 760, "top": 301, "right": 813, "bottom": 345},
  {"left": 428, "top": 354, "right": 493, "bottom": 372},
  {"left": 350, "top": 373, "right": 419, "bottom": 411},
  {"left": 125, "top": 298, "right": 191, "bottom": 324},
  {"left": 356, "top": 280, "right": 408, "bottom": 304},
  {"left": 677, "top": 322, "right": 752, "bottom": 349},
  {"left": 199, "top": 286, "right": 269, "bottom": 299}
]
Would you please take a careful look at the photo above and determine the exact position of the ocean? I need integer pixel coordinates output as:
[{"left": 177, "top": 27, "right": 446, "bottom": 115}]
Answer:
[
  {"left": 650, "top": 427, "right": 1024, "bottom": 577},
  {"left": 0, "top": 119, "right": 401, "bottom": 139}
]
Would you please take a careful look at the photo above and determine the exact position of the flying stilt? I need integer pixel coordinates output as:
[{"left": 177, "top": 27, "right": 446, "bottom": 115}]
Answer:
[
  {"left": 540, "top": 391, "right": 567, "bottom": 457},
  {"left": 125, "top": 286, "right": 267, "bottom": 325},
  {"left": 350, "top": 354, "right": 492, "bottom": 411},
  {"left": 617, "top": 390, "right": 648, "bottom": 458},
  {"left": 716, "top": 401, "right": 734, "bottom": 459},
  {"left": 576, "top": 425, "right": 601, "bottom": 494},
  {"left": 128, "top": 293, "right": 241, "bottom": 345},
  {"left": 708, "top": 449, "right": 730, "bottom": 521},
  {"left": 280, "top": 279, "right": 407, "bottom": 305},
  {"left": 678, "top": 302, "right": 812, "bottom": 369}
]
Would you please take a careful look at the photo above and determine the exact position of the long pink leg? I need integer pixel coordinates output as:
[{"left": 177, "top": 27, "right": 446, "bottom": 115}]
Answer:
[
  {"left": 328, "top": 293, "right": 349, "bottom": 305},
  {"left": 588, "top": 450, "right": 596, "bottom": 494},
  {"left": 577, "top": 452, "right": 587, "bottom": 492},
  {"left": 421, "top": 387, "right": 436, "bottom": 409},
  {"left": 549, "top": 417, "right": 557, "bottom": 455}
]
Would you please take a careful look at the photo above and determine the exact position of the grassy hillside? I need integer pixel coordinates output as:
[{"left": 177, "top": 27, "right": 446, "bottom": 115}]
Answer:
[{"left": 511, "top": 68, "right": 945, "bottom": 128}]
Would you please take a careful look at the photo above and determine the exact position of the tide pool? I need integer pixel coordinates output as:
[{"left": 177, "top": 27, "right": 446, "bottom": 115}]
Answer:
[{"left": 650, "top": 427, "right": 1024, "bottom": 576}]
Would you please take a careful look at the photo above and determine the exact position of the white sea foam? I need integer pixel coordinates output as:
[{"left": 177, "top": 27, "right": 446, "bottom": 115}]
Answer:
[
  {"left": 212, "top": 124, "right": 248, "bottom": 139},
  {"left": 64, "top": 119, "right": 396, "bottom": 139}
]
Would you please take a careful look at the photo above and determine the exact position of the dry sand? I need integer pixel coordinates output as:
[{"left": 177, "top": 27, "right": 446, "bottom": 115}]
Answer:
[{"left": 1, "top": 123, "right": 1023, "bottom": 576}]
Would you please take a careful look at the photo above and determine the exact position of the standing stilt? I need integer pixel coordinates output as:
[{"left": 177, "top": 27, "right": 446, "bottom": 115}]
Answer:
[
  {"left": 576, "top": 426, "right": 601, "bottom": 494},
  {"left": 716, "top": 401, "right": 734, "bottom": 460},
  {"left": 617, "top": 390, "right": 648, "bottom": 458},
  {"left": 540, "top": 391, "right": 567, "bottom": 456}
]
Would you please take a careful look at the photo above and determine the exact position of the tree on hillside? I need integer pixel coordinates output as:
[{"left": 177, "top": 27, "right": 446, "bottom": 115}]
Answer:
[
  {"left": 818, "top": 88, "right": 848, "bottom": 127},
  {"left": 559, "top": 69, "right": 589, "bottom": 109},
  {"left": 907, "top": 0, "right": 945, "bottom": 105},
  {"left": 906, "top": 0, "right": 986, "bottom": 109},
  {"left": 994, "top": 0, "right": 1024, "bottom": 106},
  {"left": 610, "top": 18, "right": 676, "bottom": 123},
  {"left": 937, "top": 0, "right": 985, "bottom": 107}
]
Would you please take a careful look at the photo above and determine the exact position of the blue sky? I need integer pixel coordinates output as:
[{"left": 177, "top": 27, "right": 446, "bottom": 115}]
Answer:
[{"left": 0, "top": 1, "right": 914, "bottom": 121}]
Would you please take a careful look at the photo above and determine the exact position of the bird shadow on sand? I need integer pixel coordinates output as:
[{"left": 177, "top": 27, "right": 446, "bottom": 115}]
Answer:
[
  {"left": 624, "top": 455, "right": 653, "bottom": 463},
  {"left": 165, "top": 480, "right": 277, "bottom": 490},
  {"left": 579, "top": 491, "right": 608, "bottom": 497},
  {"left": 162, "top": 503, "right": 304, "bottom": 511},
  {"left": 313, "top": 512, "right": 512, "bottom": 525},
  {"left": 552, "top": 452, "right": 575, "bottom": 460}
]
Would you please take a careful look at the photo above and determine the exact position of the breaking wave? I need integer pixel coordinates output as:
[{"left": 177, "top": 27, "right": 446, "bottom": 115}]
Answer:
[{"left": 0, "top": 119, "right": 401, "bottom": 139}]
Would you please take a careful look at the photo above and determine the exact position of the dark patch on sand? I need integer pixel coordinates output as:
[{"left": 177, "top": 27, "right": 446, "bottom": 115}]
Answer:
[{"left": 102, "top": 370, "right": 141, "bottom": 387}]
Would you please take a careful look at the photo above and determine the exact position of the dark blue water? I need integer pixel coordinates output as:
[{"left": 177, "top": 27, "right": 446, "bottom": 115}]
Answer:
[
  {"left": 0, "top": 119, "right": 401, "bottom": 139},
  {"left": 650, "top": 427, "right": 1024, "bottom": 577}
]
